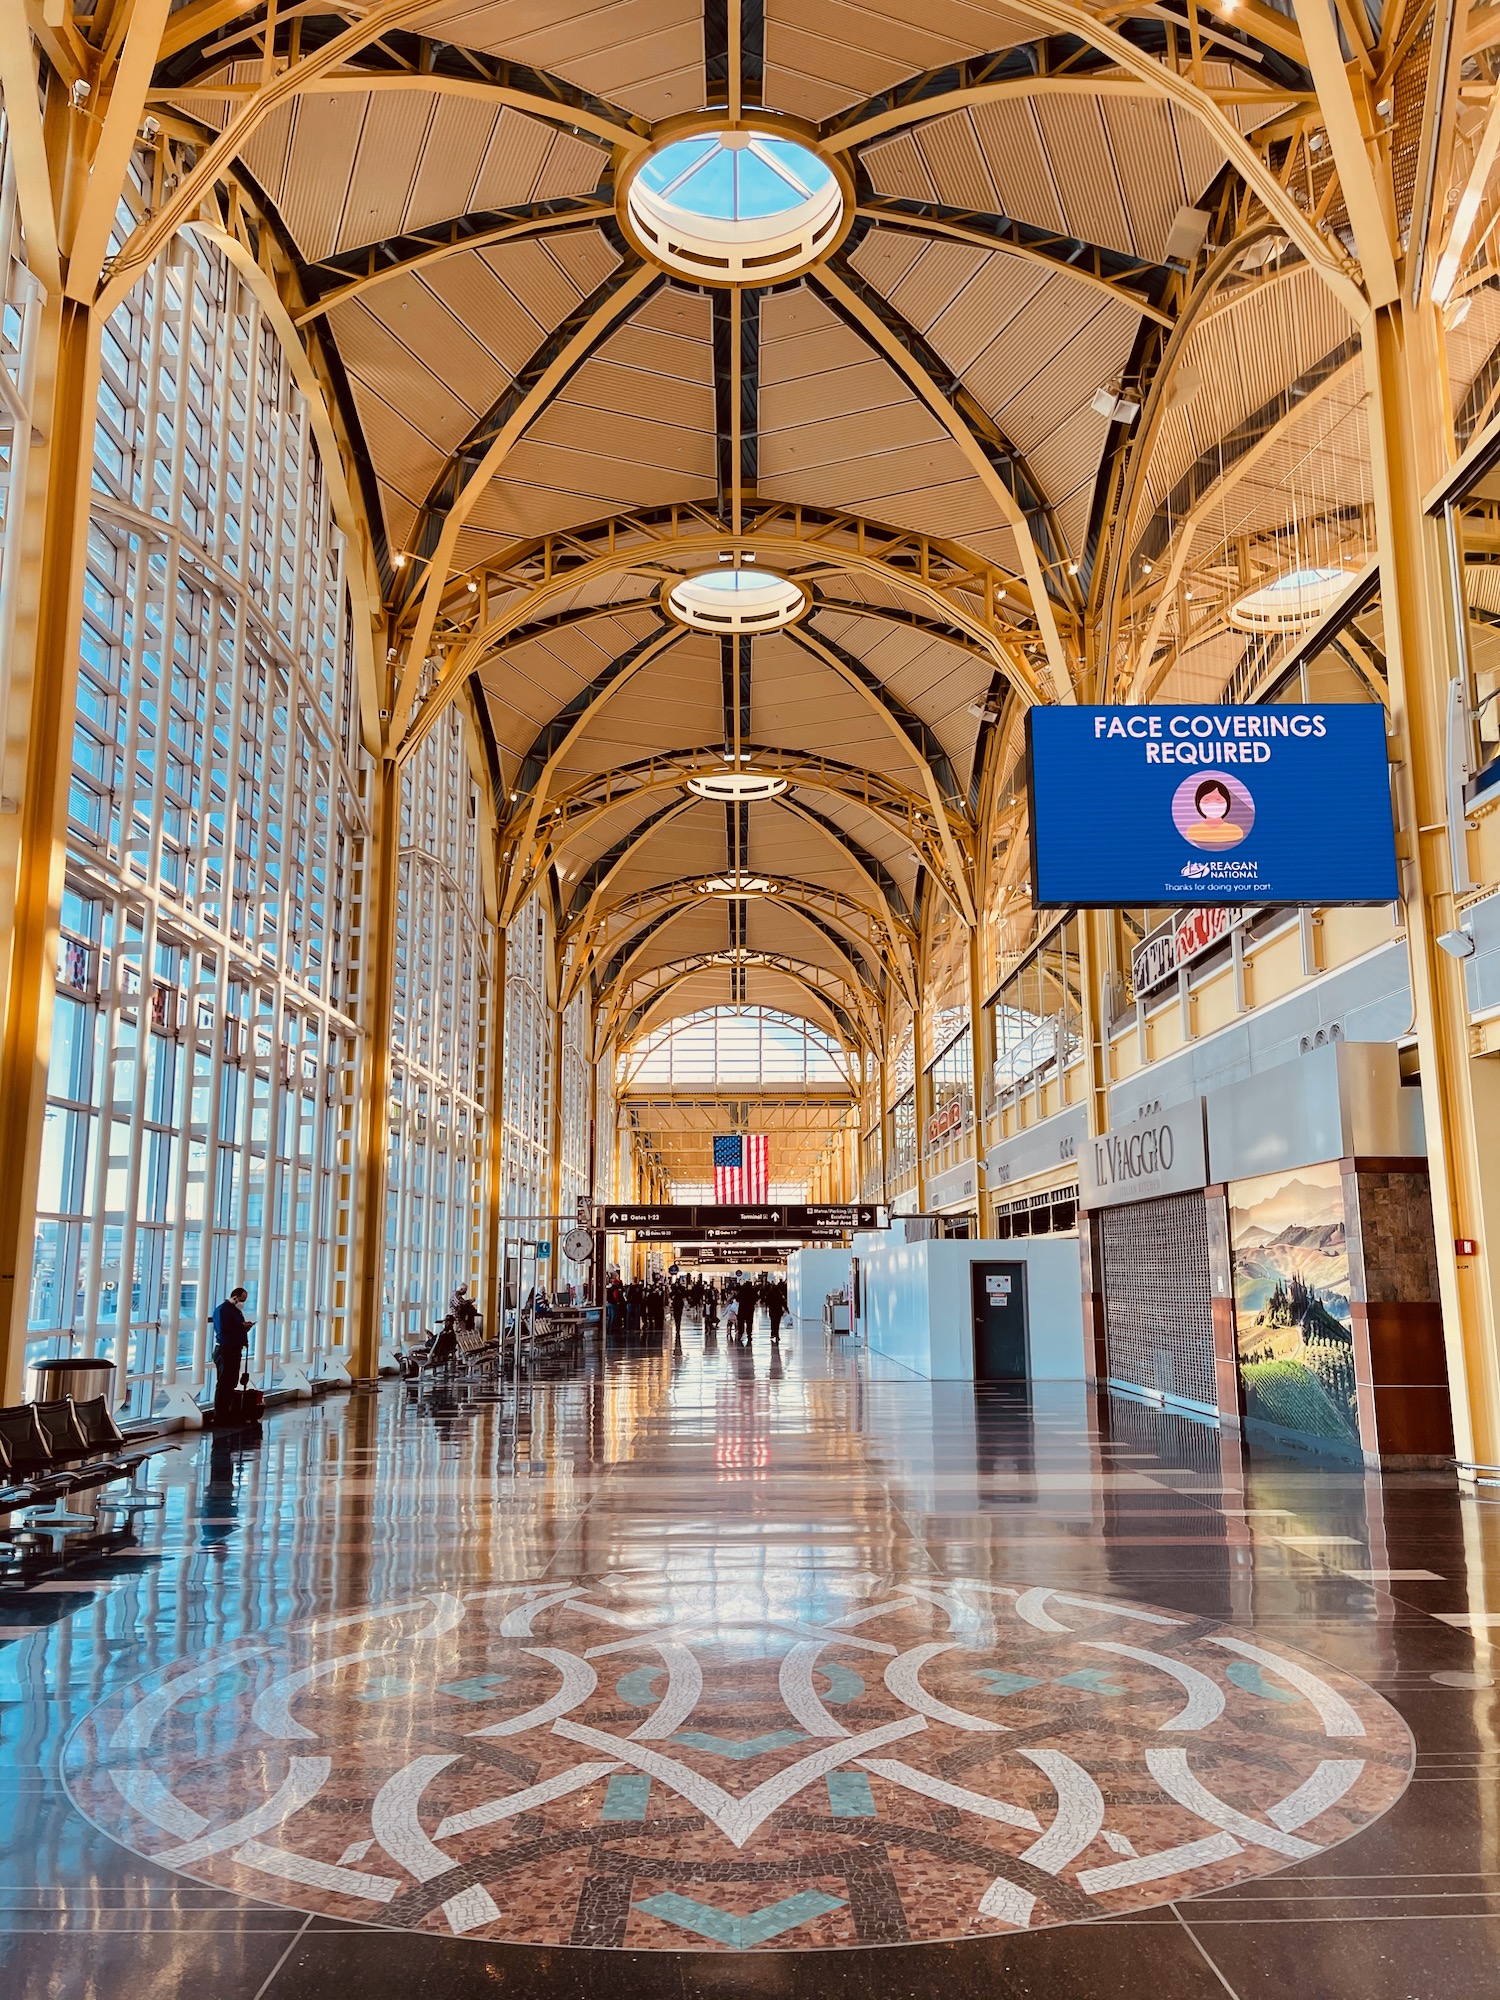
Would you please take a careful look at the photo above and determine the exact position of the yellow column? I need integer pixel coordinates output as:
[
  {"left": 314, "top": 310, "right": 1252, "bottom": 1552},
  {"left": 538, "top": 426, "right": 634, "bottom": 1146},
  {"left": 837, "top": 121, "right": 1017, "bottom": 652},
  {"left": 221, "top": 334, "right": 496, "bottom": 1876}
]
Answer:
[
  {"left": 0, "top": 295, "right": 100, "bottom": 1400},
  {"left": 350, "top": 756, "right": 401, "bottom": 1380},
  {"left": 878, "top": 1041, "right": 890, "bottom": 1204},
  {"left": 912, "top": 998, "right": 927, "bottom": 1211},
  {"left": 967, "top": 921, "right": 990, "bottom": 1234},
  {"left": 1077, "top": 909, "right": 1112, "bottom": 1144},
  {"left": 546, "top": 988, "right": 565, "bottom": 1257},
  {"left": 1364, "top": 298, "right": 1500, "bottom": 1469}
]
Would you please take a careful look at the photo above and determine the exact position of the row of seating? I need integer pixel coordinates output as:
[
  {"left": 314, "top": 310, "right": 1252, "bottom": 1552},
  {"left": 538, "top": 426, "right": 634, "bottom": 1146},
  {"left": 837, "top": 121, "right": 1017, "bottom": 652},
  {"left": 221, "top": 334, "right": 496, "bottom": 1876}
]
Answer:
[
  {"left": 402, "top": 1306, "right": 585, "bottom": 1389},
  {"left": 0, "top": 1395, "right": 179, "bottom": 1571},
  {"left": 401, "top": 1316, "right": 496, "bottom": 1383}
]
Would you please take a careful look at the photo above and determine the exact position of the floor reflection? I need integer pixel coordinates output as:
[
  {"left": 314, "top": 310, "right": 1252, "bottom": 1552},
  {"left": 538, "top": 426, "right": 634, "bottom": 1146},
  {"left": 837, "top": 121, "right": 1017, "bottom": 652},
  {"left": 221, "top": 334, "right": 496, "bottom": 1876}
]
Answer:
[{"left": 0, "top": 1314, "right": 1497, "bottom": 1997}]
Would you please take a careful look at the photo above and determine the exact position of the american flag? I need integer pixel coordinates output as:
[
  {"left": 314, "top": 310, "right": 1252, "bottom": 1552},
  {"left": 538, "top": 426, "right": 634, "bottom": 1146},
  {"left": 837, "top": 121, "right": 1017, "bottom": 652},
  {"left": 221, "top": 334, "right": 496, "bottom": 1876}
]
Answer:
[{"left": 714, "top": 1132, "right": 768, "bottom": 1203}]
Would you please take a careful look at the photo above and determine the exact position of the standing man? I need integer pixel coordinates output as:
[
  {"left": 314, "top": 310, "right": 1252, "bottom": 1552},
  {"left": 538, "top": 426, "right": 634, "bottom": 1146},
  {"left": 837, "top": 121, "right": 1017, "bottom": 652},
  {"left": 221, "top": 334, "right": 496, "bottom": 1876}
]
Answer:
[{"left": 211, "top": 1287, "right": 253, "bottom": 1423}]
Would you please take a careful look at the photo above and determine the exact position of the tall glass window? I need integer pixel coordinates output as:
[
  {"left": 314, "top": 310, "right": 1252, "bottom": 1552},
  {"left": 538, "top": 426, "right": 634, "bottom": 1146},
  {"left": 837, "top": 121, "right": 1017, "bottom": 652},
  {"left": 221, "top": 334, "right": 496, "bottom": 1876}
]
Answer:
[
  {"left": 888, "top": 1089, "right": 916, "bottom": 1178},
  {"left": 924, "top": 1026, "right": 973, "bottom": 1152},
  {"left": 385, "top": 704, "right": 492, "bottom": 1349},
  {"left": 621, "top": 1008, "right": 851, "bottom": 1087},
  {"left": 988, "top": 915, "right": 1083, "bottom": 1102},
  {"left": 27, "top": 191, "right": 369, "bottom": 1413},
  {"left": 559, "top": 989, "right": 591, "bottom": 1209},
  {"left": 502, "top": 893, "right": 553, "bottom": 1221}
]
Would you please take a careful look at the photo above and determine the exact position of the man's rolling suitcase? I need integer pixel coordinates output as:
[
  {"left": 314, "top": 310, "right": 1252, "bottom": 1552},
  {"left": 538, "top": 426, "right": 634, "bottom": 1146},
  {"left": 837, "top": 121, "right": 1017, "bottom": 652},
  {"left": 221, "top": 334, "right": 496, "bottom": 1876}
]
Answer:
[{"left": 231, "top": 1372, "right": 265, "bottom": 1424}]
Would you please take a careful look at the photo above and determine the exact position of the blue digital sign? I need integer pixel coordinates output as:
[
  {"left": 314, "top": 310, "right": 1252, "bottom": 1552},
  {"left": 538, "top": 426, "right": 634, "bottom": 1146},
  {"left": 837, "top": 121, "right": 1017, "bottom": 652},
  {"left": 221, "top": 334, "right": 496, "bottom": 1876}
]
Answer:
[{"left": 1027, "top": 704, "right": 1398, "bottom": 908}]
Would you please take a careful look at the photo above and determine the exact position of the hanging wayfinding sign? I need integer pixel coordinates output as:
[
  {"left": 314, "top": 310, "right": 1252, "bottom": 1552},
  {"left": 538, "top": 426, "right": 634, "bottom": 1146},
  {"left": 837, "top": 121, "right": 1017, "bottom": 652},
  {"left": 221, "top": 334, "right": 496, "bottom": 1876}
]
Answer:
[{"left": 601, "top": 1204, "right": 883, "bottom": 1234}]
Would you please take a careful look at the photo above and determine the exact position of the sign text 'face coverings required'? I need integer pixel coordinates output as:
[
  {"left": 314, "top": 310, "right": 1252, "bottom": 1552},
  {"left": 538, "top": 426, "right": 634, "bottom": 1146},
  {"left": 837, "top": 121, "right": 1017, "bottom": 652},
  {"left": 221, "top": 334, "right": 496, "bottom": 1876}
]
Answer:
[{"left": 1026, "top": 704, "right": 1398, "bottom": 907}]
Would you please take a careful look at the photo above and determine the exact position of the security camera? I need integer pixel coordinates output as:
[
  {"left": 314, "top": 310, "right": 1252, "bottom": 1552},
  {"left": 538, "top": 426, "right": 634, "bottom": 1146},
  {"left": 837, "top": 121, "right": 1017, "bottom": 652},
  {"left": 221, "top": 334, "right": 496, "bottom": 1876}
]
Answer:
[{"left": 1436, "top": 929, "right": 1475, "bottom": 959}]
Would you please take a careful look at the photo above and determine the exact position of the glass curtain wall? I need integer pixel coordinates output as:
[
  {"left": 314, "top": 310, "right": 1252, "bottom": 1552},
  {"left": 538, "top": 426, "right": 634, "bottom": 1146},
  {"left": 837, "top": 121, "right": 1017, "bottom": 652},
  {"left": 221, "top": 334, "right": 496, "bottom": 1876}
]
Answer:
[
  {"left": 888, "top": 1090, "right": 917, "bottom": 1178},
  {"left": 622, "top": 1007, "right": 851, "bottom": 1087},
  {"left": 988, "top": 915, "right": 1084, "bottom": 1102},
  {"left": 924, "top": 1026, "right": 973, "bottom": 1151},
  {"left": 502, "top": 893, "right": 553, "bottom": 1222},
  {"left": 26, "top": 193, "right": 370, "bottom": 1411},
  {"left": 559, "top": 987, "right": 591, "bottom": 1214},
  {"left": 385, "top": 704, "right": 492, "bottom": 1351}
]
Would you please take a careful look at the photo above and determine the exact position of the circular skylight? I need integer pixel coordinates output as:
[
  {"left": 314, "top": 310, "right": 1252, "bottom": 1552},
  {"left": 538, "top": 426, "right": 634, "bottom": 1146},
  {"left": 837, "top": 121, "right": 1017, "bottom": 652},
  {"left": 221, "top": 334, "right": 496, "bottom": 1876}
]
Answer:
[
  {"left": 1228, "top": 565, "right": 1351, "bottom": 632},
  {"left": 667, "top": 566, "right": 806, "bottom": 633},
  {"left": 627, "top": 131, "right": 844, "bottom": 284},
  {"left": 697, "top": 874, "right": 779, "bottom": 894},
  {"left": 687, "top": 771, "right": 789, "bottom": 801}
]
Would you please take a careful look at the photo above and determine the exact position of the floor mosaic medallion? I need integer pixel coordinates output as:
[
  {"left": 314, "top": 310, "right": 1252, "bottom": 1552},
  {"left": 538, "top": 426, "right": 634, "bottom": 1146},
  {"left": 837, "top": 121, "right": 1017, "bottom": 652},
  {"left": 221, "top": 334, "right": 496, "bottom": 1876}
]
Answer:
[{"left": 63, "top": 1572, "right": 1414, "bottom": 1950}]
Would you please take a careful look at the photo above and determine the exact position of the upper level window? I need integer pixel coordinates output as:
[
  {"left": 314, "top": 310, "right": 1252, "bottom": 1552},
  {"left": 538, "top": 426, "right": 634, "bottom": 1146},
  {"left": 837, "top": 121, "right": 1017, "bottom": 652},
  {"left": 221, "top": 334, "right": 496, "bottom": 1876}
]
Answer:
[{"left": 620, "top": 1007, "right": 852, "bottom": 1088}]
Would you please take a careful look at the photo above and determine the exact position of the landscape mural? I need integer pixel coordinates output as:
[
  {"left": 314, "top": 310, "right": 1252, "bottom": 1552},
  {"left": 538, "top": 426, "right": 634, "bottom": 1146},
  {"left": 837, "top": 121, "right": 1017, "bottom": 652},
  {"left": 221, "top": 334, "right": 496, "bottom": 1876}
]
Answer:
[{"left": 1230, "top": 1162, "right": 1360, "bottom": 1446}]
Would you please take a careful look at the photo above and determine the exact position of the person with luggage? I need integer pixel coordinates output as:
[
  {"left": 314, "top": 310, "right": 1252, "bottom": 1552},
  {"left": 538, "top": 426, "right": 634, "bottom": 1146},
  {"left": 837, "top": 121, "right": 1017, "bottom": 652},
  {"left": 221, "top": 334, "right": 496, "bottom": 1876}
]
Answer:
[
  {"left": 770, "top": 1276, "right": 788, "bottom": 1342},
  {"left": 211, "top": 1287, "right": 254, "bottom": 1422}
]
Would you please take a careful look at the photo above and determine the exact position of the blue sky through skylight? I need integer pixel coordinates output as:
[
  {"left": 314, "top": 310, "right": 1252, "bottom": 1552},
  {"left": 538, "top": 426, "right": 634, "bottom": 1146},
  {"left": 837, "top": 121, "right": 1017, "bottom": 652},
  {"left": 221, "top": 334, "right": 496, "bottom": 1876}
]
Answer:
[{"left": 637, "top": 135, "right": 832, "bottom": 223}]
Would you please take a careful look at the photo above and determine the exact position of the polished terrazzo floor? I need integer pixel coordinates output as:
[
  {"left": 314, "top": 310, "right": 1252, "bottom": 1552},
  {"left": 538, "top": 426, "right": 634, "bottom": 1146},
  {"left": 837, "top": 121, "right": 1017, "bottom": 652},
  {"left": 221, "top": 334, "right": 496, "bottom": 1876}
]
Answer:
[{"left": 3, "top": 1315, "right": 1500, "bottom": 1998}]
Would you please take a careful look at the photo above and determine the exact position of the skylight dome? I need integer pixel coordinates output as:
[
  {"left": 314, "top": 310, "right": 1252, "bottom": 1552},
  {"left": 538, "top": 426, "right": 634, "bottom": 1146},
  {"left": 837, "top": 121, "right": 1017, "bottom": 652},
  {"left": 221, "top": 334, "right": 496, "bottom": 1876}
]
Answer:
[
  {"left": 1228, "top": 565, "right": 1352, "bottom": 632},
  {"left": 697, "top": 875, "right": 779, "bottom": 894},
  {"left": 667, "top": 566, "right": 806, "bottom": 633},
  {"left": 687, "top": 771, "right": 788, "bottom": 801},
  {"left": 627, "top": 131, "right": 844, "bottom": 284}
]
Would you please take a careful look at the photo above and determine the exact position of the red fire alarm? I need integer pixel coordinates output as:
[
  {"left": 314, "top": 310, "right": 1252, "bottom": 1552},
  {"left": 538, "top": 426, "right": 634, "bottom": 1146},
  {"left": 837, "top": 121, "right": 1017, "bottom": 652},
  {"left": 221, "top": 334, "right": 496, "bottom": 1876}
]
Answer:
[{"left": 1456, "top": 1238, "right": 1480, "bottom": 1257}]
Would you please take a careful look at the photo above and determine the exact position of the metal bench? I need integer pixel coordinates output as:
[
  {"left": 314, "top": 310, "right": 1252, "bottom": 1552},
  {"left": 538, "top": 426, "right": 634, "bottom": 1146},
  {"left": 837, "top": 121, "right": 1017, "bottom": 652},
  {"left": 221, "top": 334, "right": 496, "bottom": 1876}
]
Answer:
[{"left": 0, "top": 1396, "right": 179, "bottom": 1570}]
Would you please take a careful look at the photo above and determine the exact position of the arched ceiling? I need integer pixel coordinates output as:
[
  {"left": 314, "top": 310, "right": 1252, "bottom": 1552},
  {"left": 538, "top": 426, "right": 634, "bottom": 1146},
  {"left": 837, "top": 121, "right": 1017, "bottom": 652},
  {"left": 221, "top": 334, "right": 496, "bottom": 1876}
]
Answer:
[{"left": 70, "top": 0, "right": 1434, "bottom": 1071}]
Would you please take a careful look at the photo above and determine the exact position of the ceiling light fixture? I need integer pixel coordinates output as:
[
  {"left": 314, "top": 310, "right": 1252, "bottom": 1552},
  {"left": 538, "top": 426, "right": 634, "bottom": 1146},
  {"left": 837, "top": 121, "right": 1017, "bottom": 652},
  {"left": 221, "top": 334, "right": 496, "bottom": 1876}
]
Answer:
[
  {"left": 697, "top": 874, "right": 778, "bottom": 895},
  {"left": 624, "top": 127, "right": 847, "bottom": 285},
  {"left": 687, "top": 770, "right": 789, "bottom": 800},
  {"left": 667, "top": 567, "right": 806, "bottom": 633},
  {"left": 1091, "top": 382, "right": 1140, "bottom": 423}
]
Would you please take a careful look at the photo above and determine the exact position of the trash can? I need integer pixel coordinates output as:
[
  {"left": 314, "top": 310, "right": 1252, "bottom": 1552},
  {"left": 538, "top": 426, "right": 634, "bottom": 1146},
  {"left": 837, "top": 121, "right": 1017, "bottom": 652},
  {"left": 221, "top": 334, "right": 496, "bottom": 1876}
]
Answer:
[{"left": 25, "top": 1356, "right": 116, "bottom": 1407}]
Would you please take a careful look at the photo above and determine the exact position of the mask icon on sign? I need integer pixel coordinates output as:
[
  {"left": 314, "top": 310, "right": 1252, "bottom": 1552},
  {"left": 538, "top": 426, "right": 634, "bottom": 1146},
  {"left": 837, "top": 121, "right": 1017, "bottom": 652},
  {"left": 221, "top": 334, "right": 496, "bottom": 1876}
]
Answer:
[{"left": 1173, "top": 774, "right": 1254, "bottom": 851}]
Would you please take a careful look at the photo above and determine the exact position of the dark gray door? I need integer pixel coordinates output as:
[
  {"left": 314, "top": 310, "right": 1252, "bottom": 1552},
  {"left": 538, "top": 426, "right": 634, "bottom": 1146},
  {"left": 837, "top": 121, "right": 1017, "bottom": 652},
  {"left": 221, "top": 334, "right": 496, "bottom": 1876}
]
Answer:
[{"left": 972, "top": 1262, "right": 1029, "bottom": 1381}]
